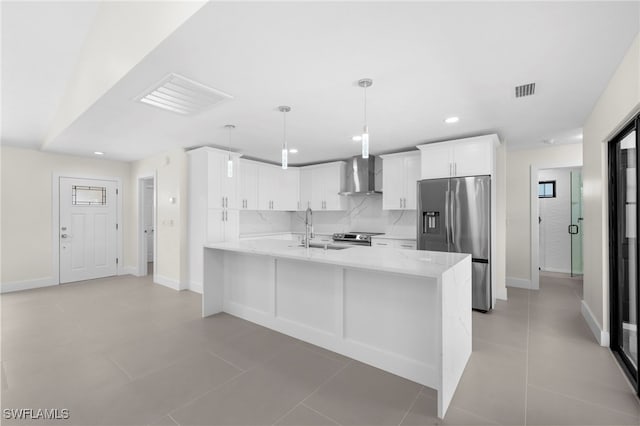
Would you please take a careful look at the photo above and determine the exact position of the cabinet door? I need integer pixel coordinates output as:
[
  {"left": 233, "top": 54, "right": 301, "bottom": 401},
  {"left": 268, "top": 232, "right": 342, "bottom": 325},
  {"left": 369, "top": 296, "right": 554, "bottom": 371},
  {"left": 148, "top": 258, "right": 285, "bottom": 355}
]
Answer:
[
  {"left": 382, "top": 157, "right": 405, "bottom": 210},
  {"left": 278, "top": 168, "right": 300, "bottom": 211},
  {"left": 310, "top": 168, "right": 325, "bottom": 210},
  {"left": 207, "top": 152, "right": 225, "bottom": 209},
  {"left": 223, "top": 210, "right": 239, "bottom": 241},
  {"left": 206, "top": 209, "right": 226, "bottom": 242},
  {"left": 404, "top": 154, "right": 421, "bottom": 209},
  {"left": 420, "top": 144, "right": 452, "bottom": 179},
  {"left": 221, "top": 156, "right": 239, "bottom": 209},
  {"left": 452, "top": 140, "right": 492, "bottom": 177},
  {"left": 322, "top": 164, "right": 346, "bottom": 211},
  {"left": 299, "top": 168, "right": 313, "bottom": 210},
  {"left": 239, "top": 160, "right": 259, "bottom": 210},
  {"left": 258, "top": 165, "right": 276, "bottom": 210},
  {"left": 397, "top": 240, "right": 417, "bottom": 250}
]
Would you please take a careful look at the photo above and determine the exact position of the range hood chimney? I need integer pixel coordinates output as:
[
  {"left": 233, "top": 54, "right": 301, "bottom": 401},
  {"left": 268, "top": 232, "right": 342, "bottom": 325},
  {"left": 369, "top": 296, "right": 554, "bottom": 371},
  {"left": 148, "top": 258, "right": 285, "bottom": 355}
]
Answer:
[{"left": 339, "top": 155, "right": 382, "bottom": 195}]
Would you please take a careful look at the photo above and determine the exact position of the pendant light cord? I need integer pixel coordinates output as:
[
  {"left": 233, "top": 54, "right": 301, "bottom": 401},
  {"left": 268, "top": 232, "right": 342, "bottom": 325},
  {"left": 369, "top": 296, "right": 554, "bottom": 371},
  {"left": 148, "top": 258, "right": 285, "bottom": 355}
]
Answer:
[
  {"left": 283, "top": 109, "right": 287, "bottom": 151},
  {"left": 363, "top": 85, "right": 368, "bottom": 128}
]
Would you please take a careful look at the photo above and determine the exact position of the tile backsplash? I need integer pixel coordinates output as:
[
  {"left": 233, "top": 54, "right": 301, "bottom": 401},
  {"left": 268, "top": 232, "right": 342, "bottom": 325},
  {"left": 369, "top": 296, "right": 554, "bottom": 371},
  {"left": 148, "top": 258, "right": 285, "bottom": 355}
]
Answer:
[{"left": 290, "top": 195, "right": 416, "bottom": 237}]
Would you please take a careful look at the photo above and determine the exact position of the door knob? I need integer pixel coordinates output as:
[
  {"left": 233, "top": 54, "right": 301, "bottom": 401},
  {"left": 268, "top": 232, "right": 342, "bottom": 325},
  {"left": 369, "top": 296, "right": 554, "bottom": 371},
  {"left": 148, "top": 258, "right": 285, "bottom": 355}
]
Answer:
[{"left": 61, "top": 234, "right": 72, "bottom": 238}]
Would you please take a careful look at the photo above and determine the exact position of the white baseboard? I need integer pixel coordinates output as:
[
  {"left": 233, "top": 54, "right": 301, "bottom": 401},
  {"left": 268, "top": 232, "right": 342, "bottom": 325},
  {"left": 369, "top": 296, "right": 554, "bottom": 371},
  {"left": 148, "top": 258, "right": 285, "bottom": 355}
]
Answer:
[
  {"left": 119, "top": 266, "right": 138, "bottom": 276},
  {"left": 1, "top": 276, "right": 58, "bottom": 293},
  {"left": 506, "top": 277, "right": 535, "bottom": 290},
  {"left": 189, "top": 282, "right": 203, "bottom": 294},
  {"left": 155, "top": 274, "right": 180, "bottom": 291},
  {"left": 581, "top": 300, "right": 610, "bottom": 347},
  {"left": 495, "top": 286, "right": 507, "bottom": 301}
]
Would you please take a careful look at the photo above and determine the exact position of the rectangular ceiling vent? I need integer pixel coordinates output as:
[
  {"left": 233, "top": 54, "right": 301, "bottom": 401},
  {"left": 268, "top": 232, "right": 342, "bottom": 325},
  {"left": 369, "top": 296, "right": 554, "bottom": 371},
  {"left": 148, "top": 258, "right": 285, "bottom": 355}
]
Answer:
[
  {"left": 515, "top": 82, "right": 536, "bottom": 98},
  {"left": 136, "top": 73, "right": 233, "bottom": 115}
]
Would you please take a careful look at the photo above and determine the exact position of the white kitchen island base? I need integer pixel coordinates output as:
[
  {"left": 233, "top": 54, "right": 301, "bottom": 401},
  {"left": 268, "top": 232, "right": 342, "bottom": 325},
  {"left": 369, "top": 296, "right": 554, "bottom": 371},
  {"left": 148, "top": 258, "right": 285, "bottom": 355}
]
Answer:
[{"left": 203, "top": 240, "right": 472, "bottom": 418}]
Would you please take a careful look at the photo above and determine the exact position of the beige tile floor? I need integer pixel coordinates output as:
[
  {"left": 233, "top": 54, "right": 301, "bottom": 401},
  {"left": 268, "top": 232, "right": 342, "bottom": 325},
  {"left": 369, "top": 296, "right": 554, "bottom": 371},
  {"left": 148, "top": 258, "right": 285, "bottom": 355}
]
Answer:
[{"left": 1, "top": 272, "right": 639, "bottom": 425}]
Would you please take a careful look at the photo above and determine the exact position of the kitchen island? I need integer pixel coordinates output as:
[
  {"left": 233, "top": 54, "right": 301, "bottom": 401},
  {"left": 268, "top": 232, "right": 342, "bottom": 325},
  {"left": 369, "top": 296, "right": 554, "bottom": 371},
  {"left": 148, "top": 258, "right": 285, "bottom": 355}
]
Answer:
[{"left": 202, "top": 239, "right": 471, "bottom": 418}]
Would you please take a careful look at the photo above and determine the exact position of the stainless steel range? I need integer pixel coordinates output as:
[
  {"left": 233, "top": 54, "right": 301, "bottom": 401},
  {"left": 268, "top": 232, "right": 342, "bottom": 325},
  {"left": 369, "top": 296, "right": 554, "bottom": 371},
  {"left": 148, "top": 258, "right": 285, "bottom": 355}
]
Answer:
[{"left": 332, "top": 232, "right": 384, "bottom": 246}]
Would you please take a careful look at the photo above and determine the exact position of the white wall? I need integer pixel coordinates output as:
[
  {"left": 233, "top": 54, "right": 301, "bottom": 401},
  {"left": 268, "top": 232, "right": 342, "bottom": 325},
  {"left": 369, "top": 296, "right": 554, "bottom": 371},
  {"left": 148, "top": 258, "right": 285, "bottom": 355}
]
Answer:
[
  {"left": 582, "top": 33, "right": 640, "bottom": 345},
  {"left": 506, "top": 143, "right": 583, "bottom": 287},
  {"left": 0, "top": 146, "right": 131, "bottom": 290},
  {"left": 538, "top": 167, "right": 579, "bottom": 274},
  {"left": 129, "top": 148, "right": 188, "bottom": 290}
]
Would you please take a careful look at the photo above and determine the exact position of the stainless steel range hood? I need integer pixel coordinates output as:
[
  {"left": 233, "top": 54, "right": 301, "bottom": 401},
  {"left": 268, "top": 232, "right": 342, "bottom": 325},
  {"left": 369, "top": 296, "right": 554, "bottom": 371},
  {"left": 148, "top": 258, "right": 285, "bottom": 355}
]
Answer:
[{"left": 339, "top": 155, "right": 382, "bottom": 195}]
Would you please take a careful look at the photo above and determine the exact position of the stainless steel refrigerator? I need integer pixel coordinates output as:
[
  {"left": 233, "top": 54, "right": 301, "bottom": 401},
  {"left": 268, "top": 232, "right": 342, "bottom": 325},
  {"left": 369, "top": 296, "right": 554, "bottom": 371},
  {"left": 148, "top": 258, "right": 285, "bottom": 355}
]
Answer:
[{"left": 417, "top": 176, "right": 491, "bottom": 311}]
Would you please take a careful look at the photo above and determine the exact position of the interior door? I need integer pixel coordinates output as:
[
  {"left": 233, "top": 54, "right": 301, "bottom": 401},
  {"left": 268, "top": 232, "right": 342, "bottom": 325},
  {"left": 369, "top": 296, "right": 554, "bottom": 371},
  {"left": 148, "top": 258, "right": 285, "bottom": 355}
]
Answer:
[
  {"left": 59, "top": 177, "right": 118, "bottom": 283},
  {"left": 143, "top": 182, "right": 154, "bottom": 262},
  {"left": 570, "top": 170, "right": 583, "bottom": 276}
]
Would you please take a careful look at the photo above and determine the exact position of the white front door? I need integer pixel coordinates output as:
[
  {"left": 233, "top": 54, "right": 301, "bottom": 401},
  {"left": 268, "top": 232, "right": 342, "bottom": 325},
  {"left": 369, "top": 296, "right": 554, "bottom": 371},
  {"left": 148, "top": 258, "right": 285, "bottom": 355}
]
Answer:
[{"left": 59, "top": 177, "right": 118, "bottom": 283}]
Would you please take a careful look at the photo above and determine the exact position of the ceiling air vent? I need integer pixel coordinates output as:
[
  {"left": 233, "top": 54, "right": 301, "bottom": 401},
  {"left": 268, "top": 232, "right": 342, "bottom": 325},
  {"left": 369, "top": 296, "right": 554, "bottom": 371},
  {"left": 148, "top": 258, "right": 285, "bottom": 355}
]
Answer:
[
  {"left": 136, "top": 73, "right": 233, "bottom": 115},
  {"left": 515, "top": 82, "right": 536, "bottom": 98}
]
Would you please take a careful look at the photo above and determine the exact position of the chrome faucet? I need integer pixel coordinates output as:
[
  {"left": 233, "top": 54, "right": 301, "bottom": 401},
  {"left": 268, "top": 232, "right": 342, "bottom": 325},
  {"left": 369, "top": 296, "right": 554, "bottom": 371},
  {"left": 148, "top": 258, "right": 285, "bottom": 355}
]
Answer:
[{"left": 304, "top": 206, "right": 314, "bottom": 248}]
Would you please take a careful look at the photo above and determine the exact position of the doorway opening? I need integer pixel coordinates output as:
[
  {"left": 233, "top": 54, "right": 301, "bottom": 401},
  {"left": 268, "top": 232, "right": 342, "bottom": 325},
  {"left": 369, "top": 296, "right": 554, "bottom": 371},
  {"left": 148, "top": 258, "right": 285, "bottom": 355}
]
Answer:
[
  {"left": 138, "top": 176, "right": 156, "bottom": 277},
  {"left": 537, "top": 166, "right": 583, "bottom": 277},
  {"left": 608, "top": 114, "right": 639, "bottom": 395}
]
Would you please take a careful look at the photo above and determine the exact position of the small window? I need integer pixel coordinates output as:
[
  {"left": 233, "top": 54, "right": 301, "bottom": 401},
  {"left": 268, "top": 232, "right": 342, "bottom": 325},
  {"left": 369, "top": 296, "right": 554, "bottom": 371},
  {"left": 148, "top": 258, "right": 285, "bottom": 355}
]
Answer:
[
  {"left": 72, "top": 185, "right": 107, "bottom": 205},
  {"left": 538, "top": 181, "right": 556, "bottom": 198}
]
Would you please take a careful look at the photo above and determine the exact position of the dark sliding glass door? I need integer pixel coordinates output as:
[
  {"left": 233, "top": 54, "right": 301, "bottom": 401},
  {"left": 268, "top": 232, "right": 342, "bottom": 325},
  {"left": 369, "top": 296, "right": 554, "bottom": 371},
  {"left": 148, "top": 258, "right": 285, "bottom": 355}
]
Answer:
[{"left": 609, "top": 114, "right": 640, "bottom": 394}]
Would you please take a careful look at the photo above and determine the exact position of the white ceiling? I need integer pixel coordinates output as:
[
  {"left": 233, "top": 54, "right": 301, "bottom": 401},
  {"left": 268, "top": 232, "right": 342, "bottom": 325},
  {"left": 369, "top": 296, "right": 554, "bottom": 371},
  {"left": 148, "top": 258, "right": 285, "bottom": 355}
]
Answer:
[
  {"left": 2, "top": 1, "right": 639, "bottom": 163},
  {"left": 1, "top": 1, "right": 99, "bottom": 149}
]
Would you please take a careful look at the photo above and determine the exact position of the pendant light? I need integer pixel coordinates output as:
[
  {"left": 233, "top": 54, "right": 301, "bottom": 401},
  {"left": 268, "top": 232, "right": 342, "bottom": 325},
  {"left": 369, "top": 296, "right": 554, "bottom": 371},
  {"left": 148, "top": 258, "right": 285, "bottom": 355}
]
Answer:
[
  {"left": 224, "top": 124, "right": 235, "bottom": 177},
  {"left": 278, "top": 106, "right": 291, "bottom": 169},
  {"left": 358, "top": 78, "right": 373, "bottom": 159}
]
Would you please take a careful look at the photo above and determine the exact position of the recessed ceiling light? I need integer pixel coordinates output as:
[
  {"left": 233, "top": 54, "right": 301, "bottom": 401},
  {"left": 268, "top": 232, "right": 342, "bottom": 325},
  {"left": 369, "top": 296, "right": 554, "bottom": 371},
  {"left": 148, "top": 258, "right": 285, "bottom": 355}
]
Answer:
[
  {"left": 444, "top": 116, "right": 459, "bottom": 124},
  {"left": 289, "top": 148, "right": 298, "bottom": 154},
  {"left": 94, "top": 151, "right": 104, "bottom": 155},
  {"left": 352, "top": 135, "right": 362, "bottom": 142}
]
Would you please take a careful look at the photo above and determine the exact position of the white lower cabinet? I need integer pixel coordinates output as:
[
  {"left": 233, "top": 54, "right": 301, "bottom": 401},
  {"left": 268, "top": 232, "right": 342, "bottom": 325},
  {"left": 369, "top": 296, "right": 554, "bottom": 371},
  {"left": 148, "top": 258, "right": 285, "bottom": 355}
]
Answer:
[{"left": 371, "top": 237, "right": 417, "bottom": 250}]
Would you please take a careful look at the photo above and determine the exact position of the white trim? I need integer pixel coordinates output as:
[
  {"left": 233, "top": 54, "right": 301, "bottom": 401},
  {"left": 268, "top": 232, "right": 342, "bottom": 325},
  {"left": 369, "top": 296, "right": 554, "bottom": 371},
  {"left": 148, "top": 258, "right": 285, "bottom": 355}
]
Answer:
[
  {"left": 137, "top": 174, "right": 157, "bottom": 277},
  {"left": 52, "top": 173, "right": 123, "bottom": 284},
  {"left": 155, "top": 274, "right": 180, "bottom": 291},
  {"left": 581, "top": 300, "right": 610, "bottom": 347},
  {"left": 540, "top": 267, "right": 572, "bottom": 274},
  {"left": 120, "top": 266, "right": 138, "bottom": 276},
  {"left": 506, "top": 276, "right": 534, "bottom": 290},
  {"left": 495, "top": 286, "right": 508, "bottom": 300},
  {"left": 1, "top": 277, "right": 58, "bottom": 293},
  {"left": 530, "top": 159, "right": 582, "bottom": 291}
]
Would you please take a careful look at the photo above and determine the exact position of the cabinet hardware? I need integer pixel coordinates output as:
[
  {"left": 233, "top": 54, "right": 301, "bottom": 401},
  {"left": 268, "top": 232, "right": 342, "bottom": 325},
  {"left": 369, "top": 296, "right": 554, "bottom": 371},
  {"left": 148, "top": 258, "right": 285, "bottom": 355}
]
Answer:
[
  {"left": 400, "top": 198, "right": 402, "bottom": 208},
  {"left": 222, "top": 211, "right": 225, "bottom": 221},
  {"left": 222, "top": 197, "right": 225, "bottom": 208}
]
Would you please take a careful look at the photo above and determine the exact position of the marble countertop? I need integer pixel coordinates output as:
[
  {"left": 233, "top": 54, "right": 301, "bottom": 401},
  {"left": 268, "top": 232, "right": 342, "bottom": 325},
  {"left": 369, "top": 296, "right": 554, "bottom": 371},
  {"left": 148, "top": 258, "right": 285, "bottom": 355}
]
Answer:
[
  {"left": 205, "top": 239, "right": 469, "bottom": 278},
  {"left": 372, "top": 234, "right": 417, "bottom": 241}
]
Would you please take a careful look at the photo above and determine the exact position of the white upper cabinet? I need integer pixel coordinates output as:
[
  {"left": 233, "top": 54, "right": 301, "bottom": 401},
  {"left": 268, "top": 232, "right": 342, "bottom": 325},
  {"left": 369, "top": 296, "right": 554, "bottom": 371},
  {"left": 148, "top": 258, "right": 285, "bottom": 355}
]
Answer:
[
  {"left": 299, "top": 168, "right": 313, "bottom": 210},
  {"left": 256, "top": 164, "right": 300, "bottom": 211},
  {"left": 381, "top": 151, "right": 421, "bottom": 210},
  {"left": 238, "top": 159, "right": 259, "bottom": 210},
  {"left": 279, "top": 168, "right": 300, "bottom": 211},
  {"left": 417, "top": 134, "right": 499, "bottom": 179},
  {"left": 301, "top": 161, "right": 347, "bottom": 211},
  {"left": 203, "top": 149, "right": 239, "bottom": 210}
]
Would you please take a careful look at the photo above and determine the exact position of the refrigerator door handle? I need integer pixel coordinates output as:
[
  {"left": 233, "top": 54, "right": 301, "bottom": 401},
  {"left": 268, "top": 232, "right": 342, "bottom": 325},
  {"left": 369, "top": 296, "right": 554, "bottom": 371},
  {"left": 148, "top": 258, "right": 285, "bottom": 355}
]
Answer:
[
  {"left": 444, "top": 189, "right": 450, "bottom": 248},
  {"left": 450, "top": 185, "right": 456, "bottom": 252}
]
